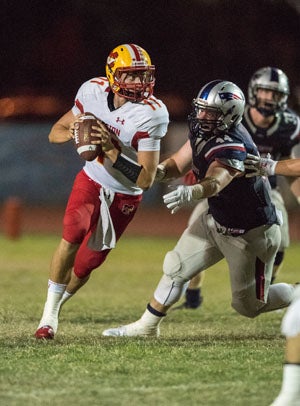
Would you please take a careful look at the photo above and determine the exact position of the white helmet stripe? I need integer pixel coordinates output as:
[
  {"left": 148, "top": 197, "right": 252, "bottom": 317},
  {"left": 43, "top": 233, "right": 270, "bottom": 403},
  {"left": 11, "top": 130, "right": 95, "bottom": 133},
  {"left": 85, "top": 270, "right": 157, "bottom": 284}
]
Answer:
[{"left": 126, "top": 43, "right": 147, "bottom": 66}]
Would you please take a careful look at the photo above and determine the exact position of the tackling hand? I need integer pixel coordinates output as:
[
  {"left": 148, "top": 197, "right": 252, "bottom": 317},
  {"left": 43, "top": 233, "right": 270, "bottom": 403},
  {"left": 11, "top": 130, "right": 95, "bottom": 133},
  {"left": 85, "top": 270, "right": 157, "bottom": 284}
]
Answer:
[
  {"left": 244, "top": 153, "right": 277, "bottom": 177},
  {"left": 163, "top": 185, "right": 194, "bottom": 214},
  {"left": 154, "top": 164, "right": 167, "bottom": 182}
]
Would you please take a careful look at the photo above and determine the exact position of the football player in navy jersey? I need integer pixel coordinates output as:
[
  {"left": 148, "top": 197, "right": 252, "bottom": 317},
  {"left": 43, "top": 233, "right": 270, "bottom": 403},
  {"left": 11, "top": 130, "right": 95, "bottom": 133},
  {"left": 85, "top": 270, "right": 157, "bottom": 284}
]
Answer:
[
  {"left": 243, "top": 66, "right": 300, "bottom": 283},
  {"left": 180, "top": 67, "right": 300, "bottom": 310},
  {"left": 102, "top": 80, "right": 295, "bottom": 338}
]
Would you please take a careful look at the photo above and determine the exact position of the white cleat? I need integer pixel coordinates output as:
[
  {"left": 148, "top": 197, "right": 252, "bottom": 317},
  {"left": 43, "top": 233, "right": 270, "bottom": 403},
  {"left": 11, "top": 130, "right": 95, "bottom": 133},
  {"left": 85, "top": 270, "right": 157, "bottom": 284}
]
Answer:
[{"left": 102, "top": 320, "right": 160, "bottom": 337}]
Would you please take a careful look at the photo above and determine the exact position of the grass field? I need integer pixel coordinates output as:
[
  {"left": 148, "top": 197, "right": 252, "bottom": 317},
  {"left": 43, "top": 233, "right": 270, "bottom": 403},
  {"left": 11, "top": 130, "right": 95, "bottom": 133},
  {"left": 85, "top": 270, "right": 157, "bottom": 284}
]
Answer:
[{"left": 0, "top": 233, "right": 299, "bottom": 406}]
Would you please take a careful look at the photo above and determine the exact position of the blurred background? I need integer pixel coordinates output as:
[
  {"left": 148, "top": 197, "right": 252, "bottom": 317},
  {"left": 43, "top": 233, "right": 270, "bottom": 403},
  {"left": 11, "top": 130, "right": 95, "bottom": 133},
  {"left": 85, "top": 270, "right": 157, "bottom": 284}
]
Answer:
[{"left": 0, "top": 0, "right": 300, "bottom": 236}]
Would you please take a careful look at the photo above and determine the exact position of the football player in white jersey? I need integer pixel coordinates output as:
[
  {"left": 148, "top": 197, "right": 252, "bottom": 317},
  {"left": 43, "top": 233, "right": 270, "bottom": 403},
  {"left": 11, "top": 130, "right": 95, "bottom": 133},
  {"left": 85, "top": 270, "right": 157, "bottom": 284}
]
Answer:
[{"left": 35, "top": 43, "right": 169, "bottom": 339}]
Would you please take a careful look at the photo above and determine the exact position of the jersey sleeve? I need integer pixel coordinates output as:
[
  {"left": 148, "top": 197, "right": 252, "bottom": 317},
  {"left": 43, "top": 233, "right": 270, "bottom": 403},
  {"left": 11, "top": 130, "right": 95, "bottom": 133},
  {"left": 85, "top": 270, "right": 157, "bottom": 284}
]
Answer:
[
  {"left": 138, "top": 98, "right": 169, "bottom": 140},
  {"left": 71, "top": 77, "right": 109, "bottom": 115}
]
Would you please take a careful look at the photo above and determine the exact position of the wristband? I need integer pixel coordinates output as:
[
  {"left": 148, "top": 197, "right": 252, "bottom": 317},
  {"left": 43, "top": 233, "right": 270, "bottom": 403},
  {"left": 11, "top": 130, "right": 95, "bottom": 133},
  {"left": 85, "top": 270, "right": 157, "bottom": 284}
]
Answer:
[{"left": 112, "top": 153, "right": 142, "bottom": 183}]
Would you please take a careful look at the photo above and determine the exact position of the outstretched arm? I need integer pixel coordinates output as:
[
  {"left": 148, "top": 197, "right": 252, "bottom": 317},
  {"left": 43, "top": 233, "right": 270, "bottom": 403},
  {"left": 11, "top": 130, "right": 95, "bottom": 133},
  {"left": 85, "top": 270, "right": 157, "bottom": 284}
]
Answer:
[
  {"left": 245, "top": 154, "right": 300, "bottom": 177},
  {"left": 163, "top": 160, "right": 241, "bottom": 214}
]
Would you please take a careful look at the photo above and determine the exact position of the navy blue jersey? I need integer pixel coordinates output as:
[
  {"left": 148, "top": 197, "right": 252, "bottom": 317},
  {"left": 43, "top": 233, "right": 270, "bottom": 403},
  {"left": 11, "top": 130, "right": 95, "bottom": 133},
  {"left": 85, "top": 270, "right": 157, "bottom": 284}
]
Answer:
[
  {"left": 189, "top": 123, "right": 279, "bottom": 230},
  {"left": 243, "top": 105, "right": 300, "bottom": 188}
]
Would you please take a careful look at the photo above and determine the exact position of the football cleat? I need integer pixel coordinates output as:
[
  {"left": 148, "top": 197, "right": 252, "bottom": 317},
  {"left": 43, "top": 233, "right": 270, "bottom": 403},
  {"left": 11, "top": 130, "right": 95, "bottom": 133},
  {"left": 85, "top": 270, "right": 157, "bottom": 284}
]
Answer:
[
  {"left": 102, "top": 320, "right": 160, "bottom": 337},
  {"left": 35, "top": 325, "right": 55, "bottom": 340}
]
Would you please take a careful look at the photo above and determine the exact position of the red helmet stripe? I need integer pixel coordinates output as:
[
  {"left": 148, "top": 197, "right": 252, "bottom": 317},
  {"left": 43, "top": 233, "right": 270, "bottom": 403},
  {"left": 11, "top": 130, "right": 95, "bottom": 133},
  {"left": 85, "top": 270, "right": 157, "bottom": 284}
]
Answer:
[{"left": 128, "top": 43, "right": 142, "bottom": 61}]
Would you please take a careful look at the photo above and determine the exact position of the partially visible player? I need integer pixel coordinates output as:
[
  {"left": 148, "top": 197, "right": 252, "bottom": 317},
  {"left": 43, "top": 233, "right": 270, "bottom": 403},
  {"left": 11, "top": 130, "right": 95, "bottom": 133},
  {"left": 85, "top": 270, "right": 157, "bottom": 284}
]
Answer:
[
  {"left": 34, "top": 43, "right": 169, "bottom": 339},
  {"left": 102, "top": 79, "right": 295, "bottom": 338},
  {"left": 270, "top": 286, "right": 300, "bottom": 405},
  {"left": 245, "top": 153, "right": 300, "bottom": 406},
  {"left": 243, "top": 67, "right": 300, "bottom": 283}
]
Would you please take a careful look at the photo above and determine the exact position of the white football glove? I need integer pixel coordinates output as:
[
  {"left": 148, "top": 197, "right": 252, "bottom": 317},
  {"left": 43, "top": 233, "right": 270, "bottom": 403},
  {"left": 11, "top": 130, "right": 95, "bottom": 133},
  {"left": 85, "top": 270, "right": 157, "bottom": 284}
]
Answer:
[
  {"left": 244, "top": 153, "right": 278, "bottom": 177},
  {"left": 163, "top": 185, "right": 194, "bottom": 214}
]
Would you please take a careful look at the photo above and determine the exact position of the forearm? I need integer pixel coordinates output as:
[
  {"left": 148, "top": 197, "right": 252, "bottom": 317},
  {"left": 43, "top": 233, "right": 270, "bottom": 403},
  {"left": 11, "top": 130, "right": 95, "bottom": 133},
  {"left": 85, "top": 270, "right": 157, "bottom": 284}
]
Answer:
[
  {"left": 156, "top": 158, "right": 189, "bottom": 182},
  {"left": 49, "top": 123, "right": 73, "bottom": 144},
  {"left": 190, "top": 177, "right": 221, "bottom": 199},
  {"left": 276, "top": 159, "right": 300, "bottom": 177},
  {"left": 106, "top": 148, "right": 157, "bottom": 190}
]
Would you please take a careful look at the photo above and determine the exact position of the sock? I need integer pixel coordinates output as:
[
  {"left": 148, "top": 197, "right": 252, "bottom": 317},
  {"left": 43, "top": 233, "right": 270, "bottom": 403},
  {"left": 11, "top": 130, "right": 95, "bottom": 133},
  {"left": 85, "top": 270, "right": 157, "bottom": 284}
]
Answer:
[
  {"left": 185, "top": 288, "right": 202, "bottom": 308},
  {"left": 275, "top": 364, "right": 300, "bottom": 402},
  {"left": 38, "top": 280, "right": 67, "bottom": 333},
  {"left": 59, "top": 291, "right": 73, "bottom": 307},
  {"left": 139, "top": 304, "right": 165, "bottom": 328}
]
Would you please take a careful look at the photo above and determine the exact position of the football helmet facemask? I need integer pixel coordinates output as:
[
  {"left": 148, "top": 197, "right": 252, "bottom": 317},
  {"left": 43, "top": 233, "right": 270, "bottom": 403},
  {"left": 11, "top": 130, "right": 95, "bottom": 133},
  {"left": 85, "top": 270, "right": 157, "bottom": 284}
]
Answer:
[
  {"left": 188, "top": 80, "right": 245, "bottom": 139},
  {"left": 106, "top": 44, "right": 155, "bottom": 102},
  {"left": 248, "top": 67, "right": 289, "bottom": 116}
]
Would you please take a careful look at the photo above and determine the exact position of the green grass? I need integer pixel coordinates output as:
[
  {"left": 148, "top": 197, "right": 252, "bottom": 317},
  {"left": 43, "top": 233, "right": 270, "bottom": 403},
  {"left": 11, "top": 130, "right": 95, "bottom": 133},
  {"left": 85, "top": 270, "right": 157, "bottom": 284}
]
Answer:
[{"left": 0, "top": 234, "right": 299, "bottom": 406}]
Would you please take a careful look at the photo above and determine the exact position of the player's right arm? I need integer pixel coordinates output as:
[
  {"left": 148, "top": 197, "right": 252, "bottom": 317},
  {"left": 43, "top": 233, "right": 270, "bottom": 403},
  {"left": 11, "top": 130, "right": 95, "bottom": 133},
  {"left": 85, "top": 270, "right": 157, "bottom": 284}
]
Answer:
[{"left": 48, "top": 110, "right": 76, "bottom": 144}]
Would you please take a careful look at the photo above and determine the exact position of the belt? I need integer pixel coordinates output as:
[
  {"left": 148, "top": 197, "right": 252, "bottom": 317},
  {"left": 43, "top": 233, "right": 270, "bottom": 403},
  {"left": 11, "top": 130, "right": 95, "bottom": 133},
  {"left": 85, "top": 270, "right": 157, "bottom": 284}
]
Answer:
[{"left": 214, "top": 221, "right": 246, "bottom": 237}]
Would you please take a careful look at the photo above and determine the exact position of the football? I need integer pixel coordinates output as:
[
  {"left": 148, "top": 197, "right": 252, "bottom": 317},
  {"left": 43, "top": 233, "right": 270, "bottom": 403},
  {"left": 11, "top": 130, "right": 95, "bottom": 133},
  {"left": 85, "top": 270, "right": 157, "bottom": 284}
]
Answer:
[{"left": 73, "top": 113, "right": 101, "bottom": 161}]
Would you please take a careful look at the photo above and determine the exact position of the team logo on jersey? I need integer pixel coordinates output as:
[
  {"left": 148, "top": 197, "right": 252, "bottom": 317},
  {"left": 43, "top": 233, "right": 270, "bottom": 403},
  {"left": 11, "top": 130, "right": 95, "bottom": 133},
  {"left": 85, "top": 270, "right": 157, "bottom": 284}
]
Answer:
[
  {"left": 219, "top": 92, "right": 243, "bottom": 101},
  {"left": 122, "top": 204, "right": 135, "bottom": 215},
  {"left": 116, "top": 117, "right": 125, "bottom": 125}
]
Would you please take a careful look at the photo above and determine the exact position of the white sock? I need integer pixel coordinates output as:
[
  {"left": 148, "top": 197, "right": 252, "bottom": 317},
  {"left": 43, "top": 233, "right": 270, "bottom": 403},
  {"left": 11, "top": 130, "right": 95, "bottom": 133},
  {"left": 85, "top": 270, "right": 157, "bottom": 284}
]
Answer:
[
  {"left": 139, "top": 307, "right": 164, "bottom": 327},
  {"left": 59, "top": 291, "right": 73, "bottom": 307},
  {"left": 273, "top": 364, "right": 300, "bottom": 404},
  {"left": 38, "top": 280, "right": 66, "bottom": 333}
]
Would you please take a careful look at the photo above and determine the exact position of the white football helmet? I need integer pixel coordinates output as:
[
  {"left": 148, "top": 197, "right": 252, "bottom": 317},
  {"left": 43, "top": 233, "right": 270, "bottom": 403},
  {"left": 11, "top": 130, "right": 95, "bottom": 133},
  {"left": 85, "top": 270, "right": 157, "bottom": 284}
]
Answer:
[
  {"left": 248, "top": 67, "right": 289, "bottom": 116},
  {"left": 188, "top": 80, "right": 245, "bottom": 139}
]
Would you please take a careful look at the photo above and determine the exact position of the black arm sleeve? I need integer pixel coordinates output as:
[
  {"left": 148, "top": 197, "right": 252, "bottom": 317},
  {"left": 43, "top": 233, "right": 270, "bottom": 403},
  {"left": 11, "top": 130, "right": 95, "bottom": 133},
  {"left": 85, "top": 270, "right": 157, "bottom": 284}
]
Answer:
[{"left": 112, "top": 153, "right": 143, "bottom": 183}]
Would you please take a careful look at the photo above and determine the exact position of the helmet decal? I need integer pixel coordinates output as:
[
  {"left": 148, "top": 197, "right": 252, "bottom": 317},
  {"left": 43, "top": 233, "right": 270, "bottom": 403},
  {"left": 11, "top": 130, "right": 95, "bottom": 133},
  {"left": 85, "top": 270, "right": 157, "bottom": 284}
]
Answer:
[
  {"left": 107, "top": 51, "right": 119, "bottom": 70},
  {"left": 219, "top": 92, "right": 243, "bottom": 101}
]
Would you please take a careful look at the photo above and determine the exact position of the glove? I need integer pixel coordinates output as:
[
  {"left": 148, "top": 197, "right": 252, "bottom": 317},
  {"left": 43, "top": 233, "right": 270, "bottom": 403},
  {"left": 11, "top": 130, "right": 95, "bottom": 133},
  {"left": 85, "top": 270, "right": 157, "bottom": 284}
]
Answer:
[
  {"left": 244, "top": 153, "right": 278, "bottom": 177},
  {"left": 154, "top": 164, "right": 167, "bottom": 182},
  {"left": 163, "top": 185, "right": 194, "bottom": 214}
]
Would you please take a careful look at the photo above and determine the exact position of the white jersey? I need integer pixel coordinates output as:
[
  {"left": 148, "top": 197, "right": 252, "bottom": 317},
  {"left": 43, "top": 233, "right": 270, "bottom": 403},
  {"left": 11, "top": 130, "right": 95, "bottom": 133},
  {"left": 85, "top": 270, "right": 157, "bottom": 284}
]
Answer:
[{"left": 72, "top": 77, "right": 169, "bottom": 195}]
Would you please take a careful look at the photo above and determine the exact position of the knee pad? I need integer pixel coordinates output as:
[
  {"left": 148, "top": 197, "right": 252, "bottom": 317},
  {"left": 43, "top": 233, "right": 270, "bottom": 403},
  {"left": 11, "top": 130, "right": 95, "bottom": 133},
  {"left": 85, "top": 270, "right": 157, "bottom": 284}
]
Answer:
[
  {"left": 231, "top": 298, "right": 260, "bottom": 318},
  {"left": 274, "top": 250, "right": 284, "bottom": 266},
  {"left": 163, "top": 250, "right": 190, "bottom": 283}
]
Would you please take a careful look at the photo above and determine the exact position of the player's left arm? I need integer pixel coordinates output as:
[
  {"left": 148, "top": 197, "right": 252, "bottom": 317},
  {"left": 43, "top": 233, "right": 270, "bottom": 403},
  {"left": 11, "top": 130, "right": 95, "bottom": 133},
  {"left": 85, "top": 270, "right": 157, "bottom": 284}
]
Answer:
[{"left": 163, "top": 160, "right": 241, "bottom": 214}]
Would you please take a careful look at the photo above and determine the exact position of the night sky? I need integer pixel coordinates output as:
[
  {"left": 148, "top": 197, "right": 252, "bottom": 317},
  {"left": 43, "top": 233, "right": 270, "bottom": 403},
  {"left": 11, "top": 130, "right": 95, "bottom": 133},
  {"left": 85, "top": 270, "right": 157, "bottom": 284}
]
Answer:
[{"left": 1, "top": 0, "right": 300, "bottom": 119}]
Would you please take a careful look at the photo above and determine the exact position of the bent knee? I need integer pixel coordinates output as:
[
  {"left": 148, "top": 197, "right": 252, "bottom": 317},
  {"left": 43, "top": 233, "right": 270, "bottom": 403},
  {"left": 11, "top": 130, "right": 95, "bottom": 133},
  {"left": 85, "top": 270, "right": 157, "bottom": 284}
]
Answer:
[
  {"left": 163, "top": 250, "right": 190, "bottom": 283},
  {"left": 231, "top": 299, "right": 260, "bottom": 318},
  {"left": 63, "top": 208, "right": 92, "bottom": 243}
]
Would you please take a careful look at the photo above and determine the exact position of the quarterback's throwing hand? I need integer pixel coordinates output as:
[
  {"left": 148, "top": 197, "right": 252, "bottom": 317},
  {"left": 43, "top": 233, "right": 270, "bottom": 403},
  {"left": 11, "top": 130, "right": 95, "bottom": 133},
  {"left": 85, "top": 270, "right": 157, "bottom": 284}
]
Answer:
[
  {"left": 244, "top": 153, "right": 277, "bottom": 177},
  {"left": 163, "top": 185, "right": 193, "bottom": 214}
]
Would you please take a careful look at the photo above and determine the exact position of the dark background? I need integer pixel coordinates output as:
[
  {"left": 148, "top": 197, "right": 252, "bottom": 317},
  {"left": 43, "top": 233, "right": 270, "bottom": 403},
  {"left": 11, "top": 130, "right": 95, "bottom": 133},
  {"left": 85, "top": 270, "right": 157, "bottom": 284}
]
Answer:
[{"left": 1, "top": 0, "right": 300, "bottom": 119}]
